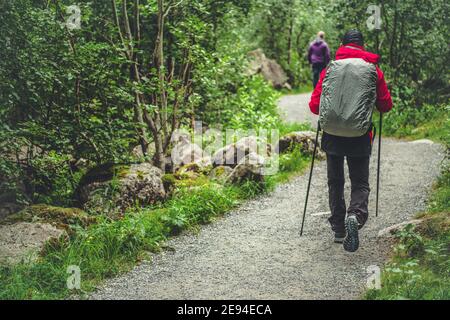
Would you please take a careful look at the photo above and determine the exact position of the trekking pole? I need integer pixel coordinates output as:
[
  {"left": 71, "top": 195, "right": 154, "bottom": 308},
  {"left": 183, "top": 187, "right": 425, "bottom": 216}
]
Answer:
[
  {"left": 376, "top": 114, "right": 383, "bottom": 217},
  {"left": 300, "top": 123, "right": 321, "bottom": 236}
]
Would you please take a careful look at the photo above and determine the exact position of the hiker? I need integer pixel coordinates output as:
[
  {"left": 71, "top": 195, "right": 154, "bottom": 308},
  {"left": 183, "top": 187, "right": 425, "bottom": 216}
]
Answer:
[
  {"left": 308, "top": 30, "right": 393, "bottom": 252},
  {"left": 308, "top": 31, "right": 331, "bottom": 88}
]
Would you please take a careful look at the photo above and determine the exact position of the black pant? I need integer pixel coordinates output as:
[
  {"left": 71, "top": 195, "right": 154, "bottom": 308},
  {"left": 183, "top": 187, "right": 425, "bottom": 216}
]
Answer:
[
  {"left": 327, "top": 154, "right": 370, "bottom": 233},
  {"left": 312, "top": 62, "right": 326, "bottom": 88}
]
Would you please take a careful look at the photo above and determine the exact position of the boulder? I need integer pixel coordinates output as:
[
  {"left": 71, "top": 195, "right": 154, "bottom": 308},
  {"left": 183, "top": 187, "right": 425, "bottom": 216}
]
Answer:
[
  {"left": 4, "top": 204, "right": 95, "bottom": 230},
  {"left": 277, "top": 131, "right": 326, "bottom": 159},
  {"left": 209, "top": 166, "right": 233, "bottom": 184},
  {"left": 213, "top": 136, "right": 271, "bottom": 168},
  {"left": 0, "top": 222, "right": 65, "bottom": 265},
  {"left": 227, "top": 152, "right": 266, "bottom": 184},
  {"left": 247, "top": 49, "right": 289, "bottom": 89},
  {"left": 175, "top": 161, "right": 212, "bottom": 179},
  {"left": 174, "top": 165, "right": 201, "bottom": 181},
  {"left": 131, "top": 142, "right": 156, "bottom": 161},
  {"left": 170, "top": 133, "right": 211, "bottom": 172},
  {"left": 76, "top": 163, "right": 166, "bottom": 216}
]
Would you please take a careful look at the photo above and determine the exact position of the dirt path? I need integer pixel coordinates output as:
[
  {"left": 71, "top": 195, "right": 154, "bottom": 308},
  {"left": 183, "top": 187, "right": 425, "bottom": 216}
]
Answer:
[{"left": 91, "top": 94, "right": 445, "bottom": 300}]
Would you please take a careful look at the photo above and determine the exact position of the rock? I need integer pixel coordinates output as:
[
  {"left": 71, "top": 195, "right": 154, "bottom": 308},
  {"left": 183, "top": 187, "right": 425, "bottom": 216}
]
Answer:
[
  {"left": 4, "top": 204, "right": 95, "bottom": 230},
  {"left": 227, "top": 152, "right": 266, "bottom": 184},
  {"left": 195, "top": 156, "right": 213, "bottom": 170},
  {"left": 409, "top": 139, "right": 435, "bottom": 145},
  {"left": 0, "top": 202, "right": 24, "bottom": 221},
  {"left": 157, "top": 162, "right": 213, "bottom": 192},
  {"left": 209, "top": 166, "right": 233, "bottom": 184},
  {"left": 246, "top": 49, "right": 289, "bottom": 89},
  {"left": 161, "top": 174, "right": 177, "bottom": 194},
  {"left": 0, "top": 222, "right": 65, "bottom": 265},
  {"left": 170, "top": 133, "right": 211, "bottom": 172},
  {"left": 277, "top": 131, "right": 326, "bottom": 159},
  {"left": 175, "top": 165, "right": 201, "bottom": 181},
  {"left": 175, "top": 161, "right": 212, "bottom": 179},
  {"left": 212, "top": 145, "right": 238, "bottom": 168},
  {"left": 76, "top": 163, "right": 166, "bottom": 216},
  {"left": 377, "top": 220, "right": 424, "bottom": 238},
  {"left": 131, "top": 142, "right": 156, "bottom": 161},
  {"left": 213, "top": 136, "right": 271, "bottom": 168}
]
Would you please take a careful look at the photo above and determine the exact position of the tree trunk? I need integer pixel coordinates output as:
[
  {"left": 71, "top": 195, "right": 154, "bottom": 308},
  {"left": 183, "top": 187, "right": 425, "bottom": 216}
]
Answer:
[{"left": 111, "top": 0, "right": 149, "bottom": 155}]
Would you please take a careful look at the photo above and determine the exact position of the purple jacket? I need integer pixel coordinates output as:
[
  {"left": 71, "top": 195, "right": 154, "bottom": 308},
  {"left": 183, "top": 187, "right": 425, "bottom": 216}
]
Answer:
[{"left": 308, "top": 39, "right": 330, "bottom": 65}]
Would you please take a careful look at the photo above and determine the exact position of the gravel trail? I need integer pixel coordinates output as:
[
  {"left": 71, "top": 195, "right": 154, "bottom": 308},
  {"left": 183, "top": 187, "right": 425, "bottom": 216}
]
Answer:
[
  {"left": 278, "top": 93, "right": 319, "bottom": 129},
  {"left": 91, "top": 94, "right": 445, "bottom": 300}
]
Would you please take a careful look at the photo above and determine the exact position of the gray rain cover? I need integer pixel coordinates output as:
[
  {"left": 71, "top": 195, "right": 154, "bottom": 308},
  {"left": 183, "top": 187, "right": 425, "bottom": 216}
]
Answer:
[{"left": 319, "top": 58, "right": 378, "bottom": 137}]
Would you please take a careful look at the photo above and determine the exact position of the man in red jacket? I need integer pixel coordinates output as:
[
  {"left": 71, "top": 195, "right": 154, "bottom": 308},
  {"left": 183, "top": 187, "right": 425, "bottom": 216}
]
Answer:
[{"left": 309, "top": 30, "right": 393, "bottom": 252}]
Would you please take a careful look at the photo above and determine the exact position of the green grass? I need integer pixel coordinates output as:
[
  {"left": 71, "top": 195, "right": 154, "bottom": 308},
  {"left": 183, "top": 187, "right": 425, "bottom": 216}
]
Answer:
[
  {"left": 379, "top": 103, "right": 450, "bottom": 146},
  {"left": 366, "top": 104, "right": 449, "bottom": 300},
  {"left": 366, "top": 169, "right": 450, "bottom": 300},
  {"left": 0, "top": 143, "right": 310, "bottom": 300},
  {"left": 271, "top": 148, "right": 311, "bottom": 184},
  {"left": 0, "top": 184, "right": 248, "bottom": 299},
  {"left": 280, "top": 85, "right": 313, "bottom": 96},
  {"left": 277, "top": 122, "right": 313, "bottom": 137}
]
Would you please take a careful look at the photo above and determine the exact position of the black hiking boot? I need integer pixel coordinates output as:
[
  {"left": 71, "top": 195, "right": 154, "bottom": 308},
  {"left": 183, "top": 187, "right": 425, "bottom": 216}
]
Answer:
[
  {"left": 334, "top": 232, "right": 346, "bottom": 244},
  {"left": 343, "top": 216, "right": 360, "bottom": 252}
]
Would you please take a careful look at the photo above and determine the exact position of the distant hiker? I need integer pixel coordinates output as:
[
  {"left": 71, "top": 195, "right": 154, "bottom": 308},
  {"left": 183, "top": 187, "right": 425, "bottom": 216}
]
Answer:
[
  {"left": 308, "top": 31, "right": 331, "bottom": 88},
  {"left": 308, "top": 30, "right": 393, "bottom": 252}
]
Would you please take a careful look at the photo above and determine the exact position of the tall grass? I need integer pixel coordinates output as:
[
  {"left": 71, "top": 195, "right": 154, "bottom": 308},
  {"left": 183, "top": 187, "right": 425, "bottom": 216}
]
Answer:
[
  {"left": 0, "top": 145, "right": 310, "bottom": 300},
  {"left": 366, "top": 167, "right": 450, "bottom": 300},
  {"left": 380, "top": 103, "right": 450, "bottom": 147},
  {"left": 0, "top": 183, "right": 245, "bottom": 299}
]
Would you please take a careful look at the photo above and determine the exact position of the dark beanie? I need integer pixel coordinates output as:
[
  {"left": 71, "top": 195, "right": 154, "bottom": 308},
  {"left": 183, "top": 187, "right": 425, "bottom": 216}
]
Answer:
[{"left": 342, "top": 30, "right": 364, "bottom": 46}]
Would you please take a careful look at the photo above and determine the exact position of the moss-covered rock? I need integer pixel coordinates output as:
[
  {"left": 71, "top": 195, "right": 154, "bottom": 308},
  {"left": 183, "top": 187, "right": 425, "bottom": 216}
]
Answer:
[
  {"left": 77, "top": 163, "right": 130, "bottom": 189},
  {"left": 162, "top": 174, "right": 177, "bottom": 194},
  {"left": 170, "top": 133, "right": 212, "bottom": 172},
  {"left": 171, "top": 162, "right": 214, "bottom": 189},
  {"left": 212, "top": 136, "right": 271, "bottom": 168},
  {"left": 175, "top": 175, "right": 210, "bottom": 188},
  {"left": 227, "top": 153, "right": 266, "bottom": 184},
  {"left": 276, "top": 131, "right": 325, "bottom": 159},
  {"left": 175, "top": 162, "right": 213, "bottom": 176},
  {"left": 3, "top": 204, "right": 95, "bottom": 230},
  {"left": 75, "top": 163, "right": 166, "bottom": 217},
  {"left": 209, "top": 166, "right": 233, "bottom": 184}
]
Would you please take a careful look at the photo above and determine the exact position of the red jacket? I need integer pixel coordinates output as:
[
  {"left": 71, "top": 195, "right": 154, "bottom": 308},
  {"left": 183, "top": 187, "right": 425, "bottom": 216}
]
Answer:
[{"left": 309, "top": 43, "right": 393, "bottom": 115}]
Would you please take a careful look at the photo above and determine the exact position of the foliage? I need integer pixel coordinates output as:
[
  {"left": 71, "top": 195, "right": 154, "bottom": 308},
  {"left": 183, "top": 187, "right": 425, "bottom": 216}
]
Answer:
[
  {"left": 380, "top": 101, "right": 449, "bottom": 147},
  {"left": 0, "top": 0, "right": 277, "bottom": 203},
  {"left": 368, "top": 98, "right": 449, "bottom": 300},
  {"left": 0, "top": 145, "right": 310, "bottom": 299},
  {"left": 228, "top": 76, "right": 282, "bottom": 130},
  {"left": 366, "top": 166, "right": 450, "bottom": 300},
  {"left": 245, "top": 0, "right": 338, "bottom": 87},
  {"left": 274, "top": 148, "right": 311, "bottom": 184},
  {"left": 0, "top": 0, "right": 448, "bottom": 301},
  {"left": 332, "top": 0, "right": 450, "bottom": 104}
]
